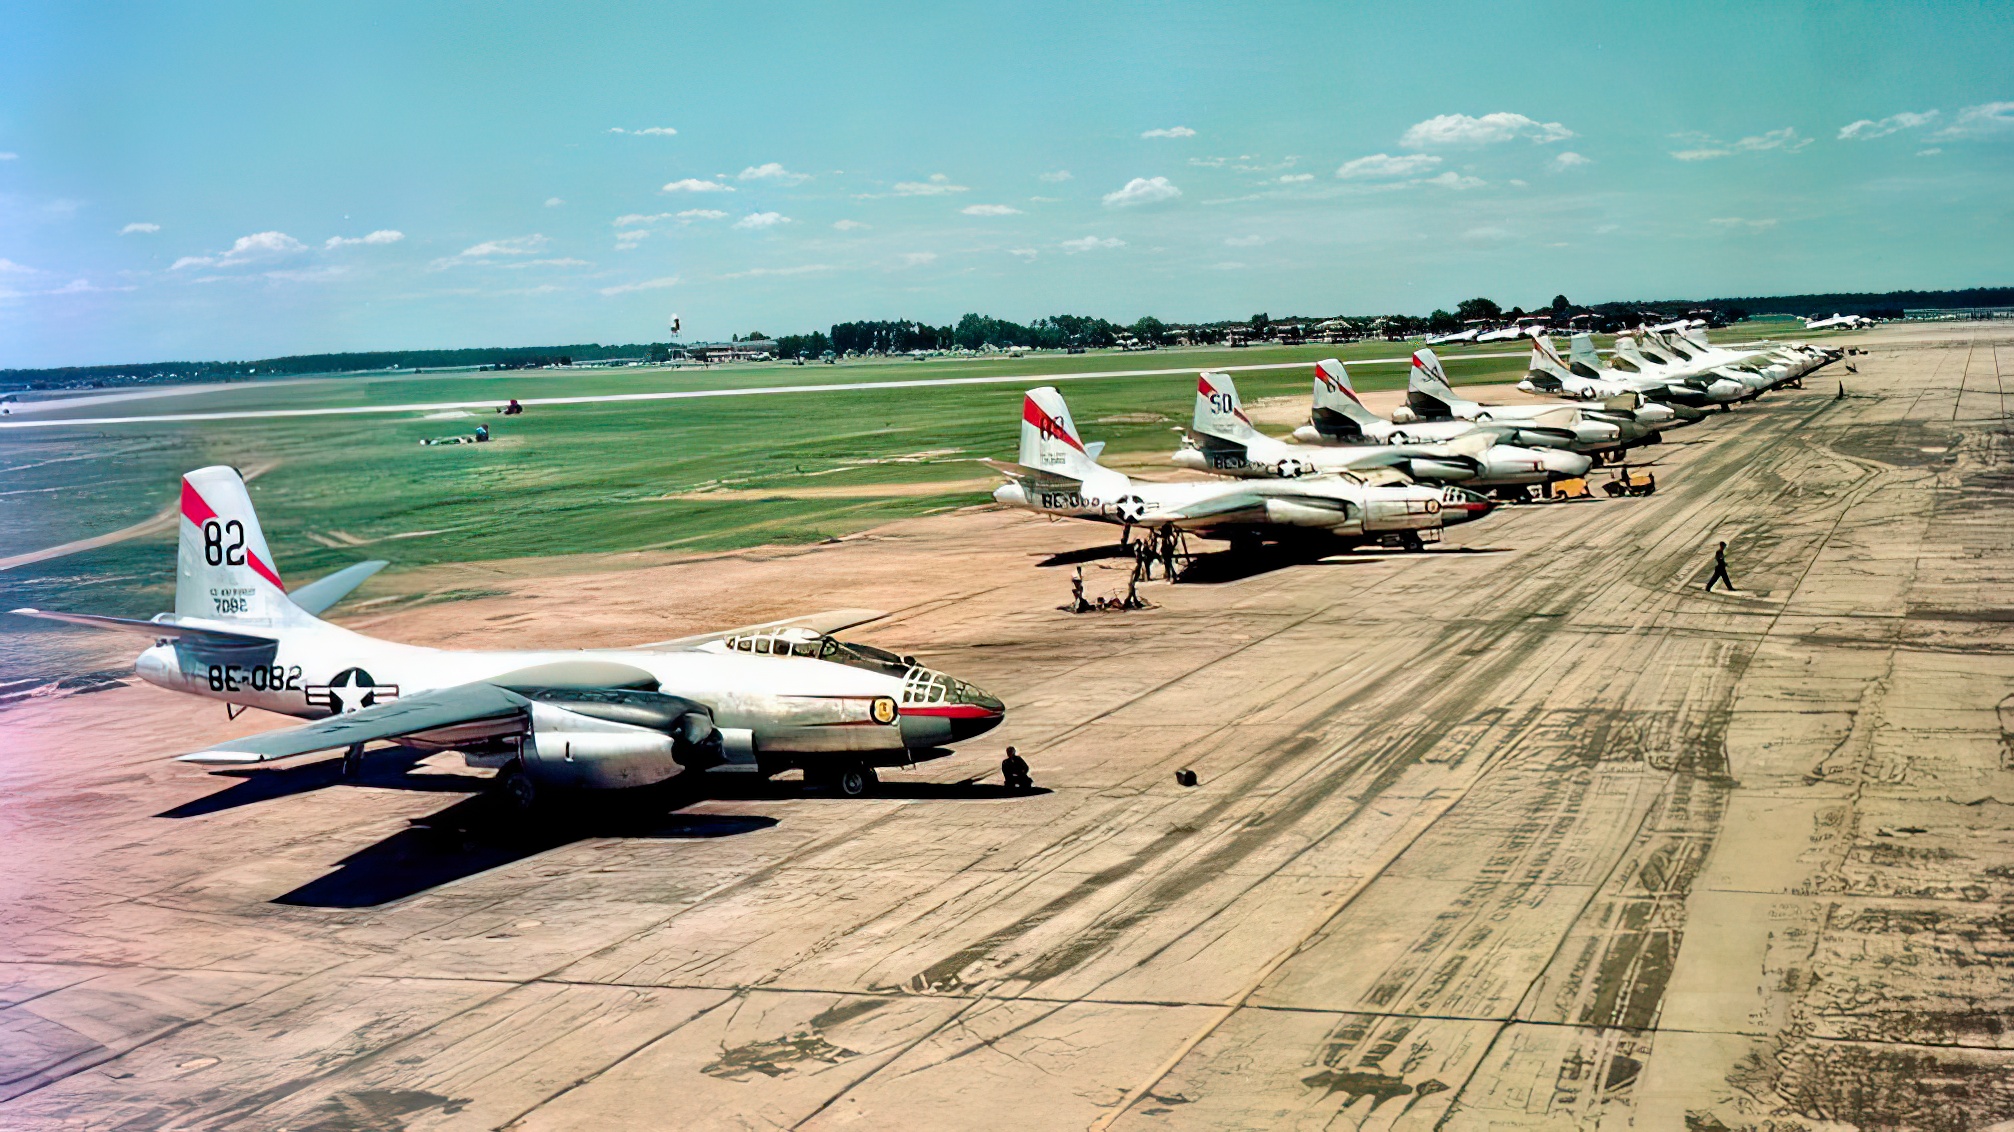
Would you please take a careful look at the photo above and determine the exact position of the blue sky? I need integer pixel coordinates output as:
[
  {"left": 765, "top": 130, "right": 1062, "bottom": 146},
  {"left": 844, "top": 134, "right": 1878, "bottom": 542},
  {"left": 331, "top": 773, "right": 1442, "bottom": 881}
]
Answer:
[{"left": 1, "top": 0, "right": 2009, "bottom": 367}]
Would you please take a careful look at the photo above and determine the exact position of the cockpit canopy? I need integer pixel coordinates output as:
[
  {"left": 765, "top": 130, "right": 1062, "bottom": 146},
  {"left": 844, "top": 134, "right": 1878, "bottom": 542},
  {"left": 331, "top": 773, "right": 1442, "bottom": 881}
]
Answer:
[{"left": 716, "top": 628, "right": 914, "bottom": 677}]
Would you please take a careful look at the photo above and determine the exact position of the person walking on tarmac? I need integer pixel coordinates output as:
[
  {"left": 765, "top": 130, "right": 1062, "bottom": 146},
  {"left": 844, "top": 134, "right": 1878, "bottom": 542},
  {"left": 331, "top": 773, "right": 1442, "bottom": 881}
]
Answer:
[
  {"left": 1001, "top": 746, "right": 1032, "bottom": 791},
  {"left": 1705, "top": 541, "right": 1734, "bottom": 593}
]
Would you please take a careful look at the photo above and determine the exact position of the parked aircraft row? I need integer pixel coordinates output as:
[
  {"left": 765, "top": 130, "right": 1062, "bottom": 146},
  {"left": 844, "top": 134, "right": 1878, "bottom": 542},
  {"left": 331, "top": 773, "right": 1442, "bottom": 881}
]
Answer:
[{"left": 990, "top": 327, "right": 1841, "bottom": 553}]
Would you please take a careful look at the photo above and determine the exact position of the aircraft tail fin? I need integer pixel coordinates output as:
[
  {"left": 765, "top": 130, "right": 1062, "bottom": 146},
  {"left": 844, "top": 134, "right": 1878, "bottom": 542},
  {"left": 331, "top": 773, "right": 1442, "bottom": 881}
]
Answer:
[
  {"left": 176, "top": 465, "right": 313, "bottom": 627},
  {"left": 1192, "top": 372, "right": 1265, "bottom": 445},
  {"left": 1529, "top": 335, "right": 1574, "bottom": 378},
  {"left": 1310, "top": 358, "right": 1380, "bottom": 439},
  {"left": 1017, "top": 387, "right": 1103, "bottom": 480},
  {"left": 1407, "top": 348, "right": 1463, "bottom": 417},
  {"left": 1568, "top": 333, "right": 1604, "bottom": 376}
]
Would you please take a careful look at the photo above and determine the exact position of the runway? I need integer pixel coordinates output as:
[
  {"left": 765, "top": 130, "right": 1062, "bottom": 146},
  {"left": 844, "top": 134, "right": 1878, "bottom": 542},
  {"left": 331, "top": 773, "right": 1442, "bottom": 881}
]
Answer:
[
  {"left": 2, "top": 324, "right": 2008, "bottom": 1130},
  {"left": 0, "top": 351, "right": 1536, "bottom": 431}
]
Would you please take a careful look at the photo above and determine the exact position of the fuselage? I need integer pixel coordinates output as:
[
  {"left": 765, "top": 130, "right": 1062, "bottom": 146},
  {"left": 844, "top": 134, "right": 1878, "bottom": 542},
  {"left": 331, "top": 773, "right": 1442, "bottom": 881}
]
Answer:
[{"left": 132, "top": 617, "right": 1003, "bottom": 755}]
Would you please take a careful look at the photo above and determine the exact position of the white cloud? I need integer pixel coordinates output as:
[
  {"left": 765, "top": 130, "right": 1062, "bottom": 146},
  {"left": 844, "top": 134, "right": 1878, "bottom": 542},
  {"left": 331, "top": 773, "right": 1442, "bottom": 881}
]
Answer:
[
  {"left": 1211, "top": 261, "right": 1246, "bottom": 271},
  {"left": 1038, "top": 170, "right": 1073, "bottom": 182},
  {"left": 1009, "top": 247, "right": 1037, "bottom": 260},
  {"left": 545, "top": 197, "right": 565, "bottom": 207},
  {"left": 0, "top": 152, "right": 15, "bottom": 161},
  {"left": 1401, "top": 112, "right": 1573, "bottom": 148},
  {"left": 324, "top": 229, "right": 404, "bottom": 249},
  {"left": 0, "top": 258, "right": 36, "bottom": 274},
  {"left": 1061, "top": 236, "right": 1124, "bottom": 254},
  {"left": 1188, "top": 156, "right": 1229, "bottom": 167},
  {"left": 1708, "top": 217, "right": 1778, "bottom": 230},
  {"left": 717, "top": 264, "right": 833, "bottom": 279},
  {"left": 173, "top": 230, "right": 310, "bottom": 270},
  {"left": 502, "top": 258, "right": 592, "bottom": 268},
  {"left": 1736, "top": 127, "right": 1811, "bottom": 153},
  {"left": 1424, "top": 171, "right": 1485, "bottom": 190},
  {"left": 615, "top": 230, "right": 649, "bottom": 248},
  {"left": 832, "top": 219, "right": 870, "bottom": 231},
  {"left": 1918, "top": 147, "right": 1943, "bottom": 157},
  {"left": 893, "top": 174, "right": 969, "bottom": 196},
  {"left": 1278, "top": 173, "right": 1314, "bottom": 183},
  {"left": 899, "top": 252, "right": 937, "bottom": 266},
  {"left": 663, "top": 178, "right": 733, "bottom": 193},
  {"left": 961, "top": 204, "right": 1023, "bottom": 216},
  {"left": 609, "top": 126, "right": 678, "bottom": 136},
  {"left": 1336, "top": 153, "right": 1442, "bottom": 179},
  {"left": 1224, "top": 234, "right": 1270, "bottom": 247},
  {"left": 1936, "top": 101, "right": 2014, "bottom": 139},
  {"left": 1838, "top": 110, "right": 1938, "bottom": 140},
  {"left": 738, "top": 162, "right": 810, "bottom": 185},
  {"left": 677, "top": 209, "right": 729, "bottom": 222},
  {"left": 220, "top": 231, "right": 308, "bottom": 264},
  {"left": 733, "top": 211, "right": 790, "bottom": 229},
  {"left": 48, "top": 277, "right": 136, "bottom": 293},
  {"left": 119, "top": 222, "right": 161, "bottom": 235},
  {"left": 454, "top": 234, "right": 549, "bottom": 258},
  {"left": 1670, "top": 127, "right": 1811, "bottom": 160},
  {"left": 1670, "top": 145, "right": 1731, "bottom": 162},
  {"left": 1141, "top": 126, "right": 1196, "bottom": 139},
  {"left": 1102, "top": 176, "right": 1180, "bottom": 207},
  {"left": 614, "top": 213, "right": 673, "bottom": 227},
  {"left": 599, "top": 275, "right": 680, "bottom": 295},
  {"left": 1550, "top": 151, "right": 1593, "bottom": 171}
]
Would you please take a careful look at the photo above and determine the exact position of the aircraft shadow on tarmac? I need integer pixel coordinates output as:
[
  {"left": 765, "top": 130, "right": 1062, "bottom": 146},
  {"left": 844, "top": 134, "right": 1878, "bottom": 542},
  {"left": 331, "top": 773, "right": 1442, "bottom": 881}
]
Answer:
[
  {"left": 1037, "top": 540, "right": 1511, "bottom": 586},
  {"left": 160, "top": 750, "right": 1046, "bottom": 908}
]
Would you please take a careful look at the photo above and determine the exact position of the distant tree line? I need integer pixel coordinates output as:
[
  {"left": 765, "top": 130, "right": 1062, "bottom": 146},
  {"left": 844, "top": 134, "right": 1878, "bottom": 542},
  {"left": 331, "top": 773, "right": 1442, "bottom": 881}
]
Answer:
[{"left": 8, "top": 286, "right": 2009, "bottom": 388}]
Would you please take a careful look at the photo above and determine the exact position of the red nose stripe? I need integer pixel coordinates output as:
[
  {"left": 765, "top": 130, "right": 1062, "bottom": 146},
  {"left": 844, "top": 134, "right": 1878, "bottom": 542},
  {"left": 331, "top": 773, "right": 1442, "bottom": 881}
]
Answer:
[{"left": 901, "top": 704, "right": 1003, "bottom": 719}]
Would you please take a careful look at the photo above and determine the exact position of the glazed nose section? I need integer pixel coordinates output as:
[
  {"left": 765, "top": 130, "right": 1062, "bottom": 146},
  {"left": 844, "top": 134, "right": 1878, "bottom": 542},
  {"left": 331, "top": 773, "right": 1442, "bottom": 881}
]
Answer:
[
  {"left": 1543, "top": 449, "right": 1593, "bottom": 479},
  {"left": 899, "top": 672, "right": 1007, "bottom": 746},
  {"left": 1438, "top": 487, "right": 1496, "bottom": 526}
]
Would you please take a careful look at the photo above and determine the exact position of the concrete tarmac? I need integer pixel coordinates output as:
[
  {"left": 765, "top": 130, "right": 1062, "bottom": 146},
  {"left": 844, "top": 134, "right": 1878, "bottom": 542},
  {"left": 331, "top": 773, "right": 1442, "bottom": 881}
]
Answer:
[{"left": 3, "top": 323, "right": 2010, "bottom": 1130}]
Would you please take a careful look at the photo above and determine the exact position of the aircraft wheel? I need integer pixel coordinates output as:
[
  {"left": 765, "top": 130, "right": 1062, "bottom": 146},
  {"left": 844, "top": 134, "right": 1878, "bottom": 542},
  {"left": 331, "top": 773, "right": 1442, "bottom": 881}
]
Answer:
[
  {"left": 497, "top": 763, "right": 540, "bottom": 813},
  {"left": 1399, "top": 532, "right": 1425, "bottom": 552},
  {"left": 837, "top": 764, "right": 878, "bottom": 798}
]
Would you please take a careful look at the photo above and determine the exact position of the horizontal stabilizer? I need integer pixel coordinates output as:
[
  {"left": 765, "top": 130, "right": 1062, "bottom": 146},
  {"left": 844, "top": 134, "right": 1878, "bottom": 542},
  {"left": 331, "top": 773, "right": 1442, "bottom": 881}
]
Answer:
[
  {"left": 177, "top": 682, "right": 530, "bottom": 764},
  {"left": 979, "top": 458, "right": 1084, "bottom": 489},
  {"left": 9, "top": 608, "right": 276, "bottom": 649},
  {"left": 287, "top": 560, "right": 388, "bottom": 616}
]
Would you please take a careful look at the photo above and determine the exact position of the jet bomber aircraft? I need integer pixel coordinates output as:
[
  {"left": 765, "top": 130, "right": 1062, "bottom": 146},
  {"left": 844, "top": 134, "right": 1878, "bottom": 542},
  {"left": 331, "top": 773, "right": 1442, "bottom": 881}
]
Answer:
[
  {"left": 989, "top": 386, "right": 1493, "bottom": 552},
  {"left": 11, "top": 466, "right": 1005, "bottom": 806}
]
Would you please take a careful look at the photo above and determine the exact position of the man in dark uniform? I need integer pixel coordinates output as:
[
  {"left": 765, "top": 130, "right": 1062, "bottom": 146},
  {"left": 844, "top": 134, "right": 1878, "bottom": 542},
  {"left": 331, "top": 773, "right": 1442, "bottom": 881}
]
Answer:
[
  {"left": 1705, "top": 541, "right": 1734, "bottom": 592},
  {"left": 1001, "top": 746, "right": 1032, "bottom": 791}
]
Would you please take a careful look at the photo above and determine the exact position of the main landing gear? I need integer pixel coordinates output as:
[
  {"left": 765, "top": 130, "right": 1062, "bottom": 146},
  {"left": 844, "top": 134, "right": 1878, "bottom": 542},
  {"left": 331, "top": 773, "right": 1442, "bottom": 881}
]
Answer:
[{"left": 807, "top": 761, "right": 879, "bottom": 797}]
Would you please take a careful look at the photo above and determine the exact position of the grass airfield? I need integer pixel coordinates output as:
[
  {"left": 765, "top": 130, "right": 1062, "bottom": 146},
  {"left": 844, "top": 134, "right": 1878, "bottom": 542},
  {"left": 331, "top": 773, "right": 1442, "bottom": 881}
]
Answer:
[
  {"left": 3, "top": 320, "right": 2013, "bottom": 1130},
  {"left": 0, "top": 333, "right": 1564, "bottom": 683}
]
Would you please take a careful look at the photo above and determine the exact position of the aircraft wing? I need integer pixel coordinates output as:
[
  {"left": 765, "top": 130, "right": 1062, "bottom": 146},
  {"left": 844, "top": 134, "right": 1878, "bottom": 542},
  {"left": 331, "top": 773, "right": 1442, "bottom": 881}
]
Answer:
[
  {"left": 288, "top": 560, "right": 389, "bottom": 616},
  {"left": 9, "top": 608, "right": 275, "bottom": 649},
  {"left": 177, "top": 682, "right": 531, "bottom": 764},
  {"left": 626, "top": 608, "right": 891, "bottom": 652},
  {"left": 1160, "top": 486, "right": 1353, "bottom": 526}
]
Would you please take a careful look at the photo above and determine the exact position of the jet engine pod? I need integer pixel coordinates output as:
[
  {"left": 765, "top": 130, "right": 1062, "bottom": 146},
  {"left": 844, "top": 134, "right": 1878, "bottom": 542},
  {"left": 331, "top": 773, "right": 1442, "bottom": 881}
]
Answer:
[
  {"left": 1263, "top": 496, "right": 1355, "bottom": 529},
  {"left": 1402, "top": 458, "right": 1476, "bottom": 483},
  {"left": 519, "top": 698, "right": 709, "bottom": 789}
]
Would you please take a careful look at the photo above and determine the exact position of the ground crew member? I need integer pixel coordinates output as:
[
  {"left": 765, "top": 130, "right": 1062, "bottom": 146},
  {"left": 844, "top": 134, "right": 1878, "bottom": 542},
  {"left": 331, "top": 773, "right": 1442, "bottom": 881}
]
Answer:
[
  {"left": 1705, "top": 541, "right": 1734, "bottom": 592},
  {"left": 1070, "top": 566, "right": 1087, "bottom": 613},
  {"left": 1001, "top": 746, "right": 1031, "bottom": 791}
]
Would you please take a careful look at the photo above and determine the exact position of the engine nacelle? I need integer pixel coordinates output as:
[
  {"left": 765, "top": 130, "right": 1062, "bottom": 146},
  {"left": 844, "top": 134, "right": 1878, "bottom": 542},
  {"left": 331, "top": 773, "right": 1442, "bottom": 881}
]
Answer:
[
  {"left": 520, "top": 699, "right": 708, "bottom": 790},
  {"left": 1389, "top": 406, "right": 1418, "bottom": 424},
  {"left": 1401, "top": 458, "right": 1476, "bottom": 483},
  {"left": 1263, "top": 497, "right": 1355, "bottom": 529}
]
